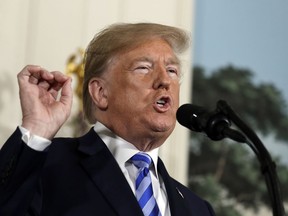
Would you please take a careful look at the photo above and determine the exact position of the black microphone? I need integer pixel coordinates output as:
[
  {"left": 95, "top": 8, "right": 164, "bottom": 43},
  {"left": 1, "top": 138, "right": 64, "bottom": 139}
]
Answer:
[{"left": 176, "top": 103, "right": 247, "bottom": 142}]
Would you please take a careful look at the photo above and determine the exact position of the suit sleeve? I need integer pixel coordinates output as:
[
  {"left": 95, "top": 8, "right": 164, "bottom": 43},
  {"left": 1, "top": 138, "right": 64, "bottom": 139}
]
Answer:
[{"left": 0, "top": 128, "right": 47, "bottom": 215}]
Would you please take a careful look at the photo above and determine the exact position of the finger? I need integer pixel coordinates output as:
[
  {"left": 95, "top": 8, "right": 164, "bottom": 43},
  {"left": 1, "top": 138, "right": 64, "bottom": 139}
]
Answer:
[
  {"left": 38, "top": 79, "right": 52, "bottom": 90},
  {"left": 50, "top": 71, "right": 70, "bottom": 84},
  {"left": 36, "top": 70, "right": 63, "bottom": 90},
  {"left": 48, "top": 79, "right": 64, "bottom": 92},
  {"left": 39, "top": 68, "right": 54, "bottom": 81},
  {"left": 18, "top": 65, "right": 41, "bottom": 83},
  {"left": 28, "top": 75, "right": 40, "bottom": 85},
  {"left": 59, "top": 77, "right": 73, "bottom": 108},
  {"left": 48, "top": 81, "right": 63, "bottom": 99},
  {"left": 31, "top": 68, "right": 54, "bottom": 84},
  {"left": 18, "top": 65, "right": 54, "bottom": 86},
  {"left": 49, "top": 88, "right": 59, "bottom": 100},
  {"left": 48, "top": 76, "right": 72, "bottom": 100},
  {"left": 21, "top": 65, "right": 42, "bottom": 75},
  {"left": 47, "top": 71, "right": 71, "bottom": 92}
]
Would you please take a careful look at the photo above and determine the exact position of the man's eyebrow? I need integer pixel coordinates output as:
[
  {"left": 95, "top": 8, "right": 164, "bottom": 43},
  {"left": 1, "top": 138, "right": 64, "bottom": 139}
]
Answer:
[
  {"left": 165, "top": 57, "right": 180, "bottom": 66},
  {"left": 124, "top": 57, "right": 152, "bottom": 70},
  {"left": 131, "top": 56, "right": 180, "bottom": 65}
]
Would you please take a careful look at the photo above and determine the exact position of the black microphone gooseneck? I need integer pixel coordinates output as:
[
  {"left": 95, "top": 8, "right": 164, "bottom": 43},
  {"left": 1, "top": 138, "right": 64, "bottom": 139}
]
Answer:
[
  {"left": 176, "top": 100, "right": 286, "bottom": 216},
  {"left": 216, "top": 100, "right": 285, "bottom": 216}
]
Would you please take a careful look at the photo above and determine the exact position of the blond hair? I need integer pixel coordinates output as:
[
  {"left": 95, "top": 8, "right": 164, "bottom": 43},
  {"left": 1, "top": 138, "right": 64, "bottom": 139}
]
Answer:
[{"left": 83, "top": 22, "right": 190, "bottom": 123}]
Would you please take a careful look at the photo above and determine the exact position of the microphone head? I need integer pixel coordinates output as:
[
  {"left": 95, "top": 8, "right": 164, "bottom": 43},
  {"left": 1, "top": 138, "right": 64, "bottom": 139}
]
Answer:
[
  {"left": 177, "top": 103, "right": 232, "bottom": 141},
  {"left": 176, "top": 104, "right": 208, "bottom": 132}
]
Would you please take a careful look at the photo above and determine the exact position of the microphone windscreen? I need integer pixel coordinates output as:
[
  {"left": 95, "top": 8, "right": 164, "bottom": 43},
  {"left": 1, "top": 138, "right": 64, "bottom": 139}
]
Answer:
[
  {"left": 176, "top": 104, "right": 194, "bottom": 128},
  {"left": 176, "top": 104, "right": 206, "bottom": 132}
]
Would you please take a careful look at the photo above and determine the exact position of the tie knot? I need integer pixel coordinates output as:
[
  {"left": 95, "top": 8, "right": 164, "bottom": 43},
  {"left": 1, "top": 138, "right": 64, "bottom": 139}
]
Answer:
[{"left": 130, "top": 152, "right": 152, "bottom": 169}]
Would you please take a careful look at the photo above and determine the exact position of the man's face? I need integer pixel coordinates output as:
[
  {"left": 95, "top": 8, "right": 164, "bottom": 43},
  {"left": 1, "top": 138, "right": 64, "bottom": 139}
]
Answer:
[{"left": 100, "top": 38, "right": 181, "bottom": 149}]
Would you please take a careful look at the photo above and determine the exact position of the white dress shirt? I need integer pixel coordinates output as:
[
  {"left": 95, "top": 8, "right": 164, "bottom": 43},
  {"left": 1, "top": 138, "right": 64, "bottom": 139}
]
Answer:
[{"left": 19, "top": 123, "right": 171, "bottom": 216}]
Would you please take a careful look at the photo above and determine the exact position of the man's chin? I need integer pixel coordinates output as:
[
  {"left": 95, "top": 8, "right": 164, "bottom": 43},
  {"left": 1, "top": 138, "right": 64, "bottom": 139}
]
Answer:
[{"left": 150, "top": 122, "right": 175, "bottom": 134}]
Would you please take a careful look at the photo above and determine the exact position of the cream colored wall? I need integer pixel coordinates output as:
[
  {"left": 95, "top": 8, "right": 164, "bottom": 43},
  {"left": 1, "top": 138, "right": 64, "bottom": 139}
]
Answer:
[{"left": 0, "top": 0, "right": 194, "bottom": 185}]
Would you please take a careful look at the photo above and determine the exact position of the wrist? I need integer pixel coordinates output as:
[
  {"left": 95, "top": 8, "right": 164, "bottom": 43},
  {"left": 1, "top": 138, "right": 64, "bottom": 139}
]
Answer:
[{"left": 21, "top": 119, "right": 57, "bottom": 140}]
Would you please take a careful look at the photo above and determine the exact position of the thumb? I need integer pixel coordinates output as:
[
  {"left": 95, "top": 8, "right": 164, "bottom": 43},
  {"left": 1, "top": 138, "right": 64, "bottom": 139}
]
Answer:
[{"left": 60, "top": 77, "right": 73, "bottom": 110}]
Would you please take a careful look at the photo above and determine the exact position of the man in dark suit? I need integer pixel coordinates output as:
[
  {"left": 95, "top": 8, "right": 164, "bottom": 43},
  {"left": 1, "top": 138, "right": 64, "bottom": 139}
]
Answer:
[{"left": 0, "top": 23, "right": 215, "bottom": 216}]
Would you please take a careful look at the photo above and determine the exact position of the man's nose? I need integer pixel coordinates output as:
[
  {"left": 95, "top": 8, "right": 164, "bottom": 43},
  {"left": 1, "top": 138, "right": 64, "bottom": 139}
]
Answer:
[{"left": 152, "top": 65, "right": 171, "bottom": 90}]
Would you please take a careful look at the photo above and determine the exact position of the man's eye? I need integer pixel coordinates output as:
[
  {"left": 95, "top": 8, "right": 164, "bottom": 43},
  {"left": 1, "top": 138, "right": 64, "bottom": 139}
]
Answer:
[
  {"left": 135, "top": 66, "right": 150, "bottom": 73},
  {"left": 168, "top": 69, "right": 177, "bottom": 74},
  {"left": 167, "top": 68, "right": 179, "bottom": 77}
]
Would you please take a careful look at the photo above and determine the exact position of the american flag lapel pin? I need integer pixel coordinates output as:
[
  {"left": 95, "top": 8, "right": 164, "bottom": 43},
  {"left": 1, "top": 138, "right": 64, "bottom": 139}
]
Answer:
[{"left": 176, "top": 187, "right": 184, "bottom": 199}]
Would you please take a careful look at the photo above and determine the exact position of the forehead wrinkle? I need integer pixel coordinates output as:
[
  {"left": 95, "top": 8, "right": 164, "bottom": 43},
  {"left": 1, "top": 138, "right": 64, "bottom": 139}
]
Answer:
[
  {"left": 165, "top": 56, "right": 180, "bottom": 67},
  {"left": 132, "top": 56, "right": 153, "bottom": 64}
]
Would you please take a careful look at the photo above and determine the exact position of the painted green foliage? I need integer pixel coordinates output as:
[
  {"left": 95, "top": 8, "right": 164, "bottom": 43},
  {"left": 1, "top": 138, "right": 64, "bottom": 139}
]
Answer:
[{"left": 189, "top": 65, "right": 288, "bottom": 215}]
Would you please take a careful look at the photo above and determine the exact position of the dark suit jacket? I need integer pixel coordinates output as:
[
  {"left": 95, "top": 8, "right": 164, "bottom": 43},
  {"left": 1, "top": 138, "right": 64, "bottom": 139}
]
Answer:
[{"left": 0, "top": 128, "right": 215, "bottom": 216}]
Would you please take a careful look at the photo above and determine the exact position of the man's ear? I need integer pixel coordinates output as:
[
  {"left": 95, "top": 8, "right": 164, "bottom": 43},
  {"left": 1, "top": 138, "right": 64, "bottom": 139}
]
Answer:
[{"left": 88, "top": 78, "right": 108, "bottom": 110}]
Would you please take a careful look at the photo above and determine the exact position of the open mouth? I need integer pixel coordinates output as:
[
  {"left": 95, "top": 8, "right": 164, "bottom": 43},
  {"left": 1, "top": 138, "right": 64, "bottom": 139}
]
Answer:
[
  {"left": 155, "top": 96, "right": 171, "bottom": 109},
  {"left": 156, "top": 98, "right": 167, "bottom": 107}
]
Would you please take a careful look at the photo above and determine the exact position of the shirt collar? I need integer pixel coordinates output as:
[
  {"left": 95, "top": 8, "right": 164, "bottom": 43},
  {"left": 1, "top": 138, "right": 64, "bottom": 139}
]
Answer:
[{"left": 93, "top": 122, "right": 160, "bottom": 177}]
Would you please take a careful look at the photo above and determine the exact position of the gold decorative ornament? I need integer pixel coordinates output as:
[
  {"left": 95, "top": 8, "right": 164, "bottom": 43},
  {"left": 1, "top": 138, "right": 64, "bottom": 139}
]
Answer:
[
  {"left": 66, "top": 48, "right": 89, "bottom": 136},
  {"left": 66, "top": 48, "right": 85, "bottom": 109}
]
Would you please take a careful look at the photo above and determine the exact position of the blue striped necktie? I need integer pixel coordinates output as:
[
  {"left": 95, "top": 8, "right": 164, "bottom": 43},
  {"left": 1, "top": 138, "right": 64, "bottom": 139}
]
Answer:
[{"left": 130, "top": 152, "right": 162, "bottom": 216}]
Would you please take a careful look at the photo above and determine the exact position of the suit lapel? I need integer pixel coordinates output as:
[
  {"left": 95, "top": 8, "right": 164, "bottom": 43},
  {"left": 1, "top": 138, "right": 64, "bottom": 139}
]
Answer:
[
  {"left": 77, "top": 129, "right": 143, "bottom": 216},
  {"left": 158, "top": 158, "right": 194, "bottom": 216}
]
